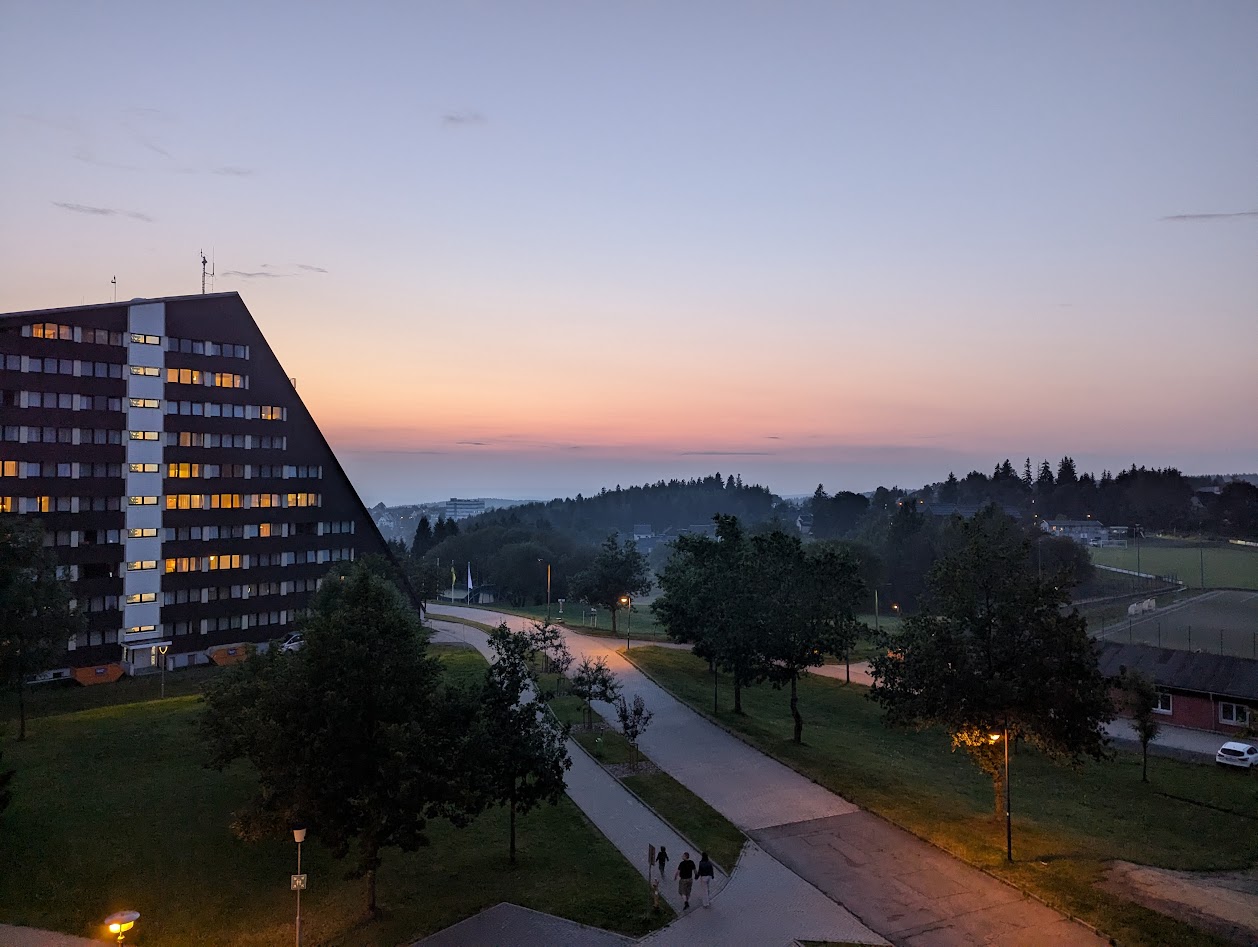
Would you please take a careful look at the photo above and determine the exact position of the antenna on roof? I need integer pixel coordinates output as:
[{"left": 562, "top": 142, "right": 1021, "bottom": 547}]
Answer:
[
  {"left": 201, "top": 250, "right": 209, "bottom": 294},
  {"left": 111, "top": 275, "right": 117, "bottom": 302},
  {"left": 210, "top": 249, "right": 216, "bottom": 293}
]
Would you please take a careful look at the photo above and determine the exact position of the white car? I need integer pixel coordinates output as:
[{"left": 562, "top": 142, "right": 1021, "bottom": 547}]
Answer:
[
  {"left": 278, "top": 633, "right": 304, "bottom": 654},
  {"left": 1215, "top": 741, "right": 1257, "bottom": 769}
]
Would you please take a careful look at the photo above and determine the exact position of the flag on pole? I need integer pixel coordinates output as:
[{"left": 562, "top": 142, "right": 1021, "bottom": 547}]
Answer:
[
  {"left": 467, "top": 562, "right": 474, "bottom": 592},
  {"left": 451, "top": 567, "right": 456, "bottom": 586}
]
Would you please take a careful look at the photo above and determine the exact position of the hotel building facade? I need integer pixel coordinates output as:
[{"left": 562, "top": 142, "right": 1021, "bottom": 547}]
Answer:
[{"left": 0, "top": 292, "right": 391, "bottom": 682}]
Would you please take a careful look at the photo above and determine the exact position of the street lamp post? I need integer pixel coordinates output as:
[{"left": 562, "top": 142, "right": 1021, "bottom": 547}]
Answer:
[
  {"left": 989, "top": 727, "right": 1012, "bottom": 862},
  {"left": 104, "top": 911, "right": 139, "bottom": 946},
  {"left": 545, "top": 561, "right": 552, "bottom": 623},
  {"left": 620, "top": 595, "right": 631, "bottom": 650},
  {"left": 158, "top": 644, "right": 169, "bottom": 698},
  {"left": 293, "top": 825, "right": 308, "bottom": 947}
]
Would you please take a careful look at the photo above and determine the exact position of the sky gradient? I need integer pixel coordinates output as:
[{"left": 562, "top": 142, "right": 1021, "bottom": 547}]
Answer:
[{"left": 2, "top": 2, "right": 1255, "bottom": 504}]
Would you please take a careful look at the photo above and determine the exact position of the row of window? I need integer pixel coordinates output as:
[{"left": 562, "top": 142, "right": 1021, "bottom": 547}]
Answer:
[
  {"left": 164, "top": 401, "right": 285, "bottom": 420},
  {"left": 167, "top": 336, "right": 249, "bottom": 359},
  {"left": 3, "top": 461, "right": 126, "bottom": 478},
  {"left": 2, "top": 496, "right": 123, "bottom": 513},
  {"left": 160, "top": 492, "right": 321, "bottom": 510},
  {"left": 12, "top": 325, "right": 251, "bottom": 361},
  {"left": 80, "top": 577, "right": 320, "bottom": 614},
  {"left": 0, "top": 426, "right": 290, "bottom": 451},
  {"left": 162, "top": 547, "right": 350, "bottom": 573},
  {"left": 67, "top": 610, "right": 292, "bottom": 649},
  {"left": 166, "top": 368, "right": 247, "bottom": 388},
  {"left": 167, "top": 432, "right": 287, "bottom": 450},
  {"left": 2, "top": 391, "right": 124, "bottom": 411},
  {"left": 4, "top": 355, "right": 125, "bottom": 377},
  {"left": 166, "top": 464, "right": 320, "bottom": 480}
]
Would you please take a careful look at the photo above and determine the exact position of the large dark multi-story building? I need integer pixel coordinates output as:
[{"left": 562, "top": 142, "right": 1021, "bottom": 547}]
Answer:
[{"left": 0, "top": 292, "right": 391, "bottom": 682}]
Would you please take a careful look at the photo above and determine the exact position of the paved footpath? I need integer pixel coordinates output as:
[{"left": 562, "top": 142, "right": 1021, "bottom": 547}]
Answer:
[
  {"left": 428, "top": 618, "right": 882, "bottom": 946},
  {"left": 431, "top": 606, "right": 1111, "bottom": 947},
  {"left": 0, "top": 926, "right": 98, "bottom": 947}
]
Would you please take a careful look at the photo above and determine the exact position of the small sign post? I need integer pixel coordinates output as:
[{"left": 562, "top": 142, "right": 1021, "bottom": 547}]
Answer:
[{"left": 291, "top": 874, "right": 307, "bottom": 891}]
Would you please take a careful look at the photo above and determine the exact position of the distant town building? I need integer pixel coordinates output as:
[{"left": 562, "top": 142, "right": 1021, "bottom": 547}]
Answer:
[
  {"left": 1041, "top": 518, "right": 1107, "bottom": 545},
  {"left": 445, "top": 497, "right": 485, "bottom": 520},
  {"left": 1, "top": 292, "right": 392, "bottom": 683},
  {"left": 632, "top": 523, "right": 654, "bottom": 540}
]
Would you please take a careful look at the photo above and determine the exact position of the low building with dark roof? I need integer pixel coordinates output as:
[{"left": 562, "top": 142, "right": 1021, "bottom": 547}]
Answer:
[{"left": 1097, "top": 641, "right": 1257, "bottom": 734}]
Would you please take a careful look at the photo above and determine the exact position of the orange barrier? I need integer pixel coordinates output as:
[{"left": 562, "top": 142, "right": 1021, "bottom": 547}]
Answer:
[
  {"left": 73, "top": 664, "right": 124, "bottom": 686},
  {"left": 208, "top": 644, "right": 253, "bottom": 666}
]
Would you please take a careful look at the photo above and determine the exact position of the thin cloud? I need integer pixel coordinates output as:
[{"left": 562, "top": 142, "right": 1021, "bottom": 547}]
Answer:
[
  {"left": 1160, "top": 210, "right": 1258, "bottom": 222},
  {"left": 213, "top": 166, "right": 253, "bottom": 177},
  {"left": 442, "top": 110, "right": 486, "bottom": 128},
  {"left": 221, "top": 270, "right": 286, "bottom": 279},
  {"left": 457, "top": 440, "right": 490, "bottom": 447},
  {"left": 679, "top": 450, "right": 772, "bottom": 456},
  {"left": 296, "top": 264, "right": 328, "bottom": 273},
  {"left": 52, "top": 201, "right": 152, "bottom": 222},
  {"left": 223, "top": 262, "right": 327, "bottom": 279}
]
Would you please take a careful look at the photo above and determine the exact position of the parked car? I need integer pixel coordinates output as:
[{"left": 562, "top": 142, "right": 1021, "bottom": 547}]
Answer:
[
  {"left": 278, "top": 632, "right": 304, "bottom": 654},
  {"left": 1215, "top": 741, "right": 1257, "bottom": 769}
]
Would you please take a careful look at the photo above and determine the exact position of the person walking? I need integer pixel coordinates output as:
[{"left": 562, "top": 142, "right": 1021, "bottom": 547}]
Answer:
[
  {"left": 697, "top": 851, "right": 715, "bottom": 907},
  {"left": 656, "top": 845, "right": 669, "bottom": 881},
  {"left": 675, "top": 851, "right": 697, "bottom": 909}
]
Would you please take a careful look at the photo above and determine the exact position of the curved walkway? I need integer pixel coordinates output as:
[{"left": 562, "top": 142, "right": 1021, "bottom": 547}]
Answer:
[
  {"left": 427, "top": 617, "right": 882, "bottom": 945},
  {"left": 430, "top": 605, "right": 1110, "bottom": 946}
]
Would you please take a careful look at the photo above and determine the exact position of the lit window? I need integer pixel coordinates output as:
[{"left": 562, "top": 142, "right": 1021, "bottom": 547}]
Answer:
[
  {"left": 125, "top": 592, "right": 157, "bottom": 604},
  {"left": 129, "top": 431, "right": 159, "bottom": 441},
  {"left": 128, "top": 496, "right": 158, "bottom": 506},
  {"left": 129, "top": 463, "right": 159, "bottom": 473},
  {"left": 126, "top": 560, "right": 157, "bottom": 571},
  {"left": 127, "top": 527, "right": 159, "bottom": 538},
  {"left": 129, "top": 397, "right": 160, "bottom": 409},
  {"left": 130, "top": 365, "right": 160, "bottom": 377},
  {"left": 130, "top": 333, "right": 161, "bottom": 345}
]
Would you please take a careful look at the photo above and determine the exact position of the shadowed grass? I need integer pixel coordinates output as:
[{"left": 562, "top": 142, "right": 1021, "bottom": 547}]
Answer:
[{"left": 0, "top": 647, "right": 666, "bottom": 945}]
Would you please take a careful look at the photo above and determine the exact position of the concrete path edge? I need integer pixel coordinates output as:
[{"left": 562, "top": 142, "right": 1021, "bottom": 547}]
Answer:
[{"left": 621, "top": 646, "right": 1116, "bottom": 945}]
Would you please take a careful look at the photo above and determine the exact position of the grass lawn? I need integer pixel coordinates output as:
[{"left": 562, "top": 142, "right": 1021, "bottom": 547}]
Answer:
[
  {"left": 1090, "top": 541, "right": 1258, "bottom": 590},
  {"left": 550, "top": 695, "right": 745, "bottom": 872},
  {"left": 626, "top": 646, "right": 1258, "bottom": 947},
  {"left": 0, "top": 646, "right": 665, "bottom": 945}
]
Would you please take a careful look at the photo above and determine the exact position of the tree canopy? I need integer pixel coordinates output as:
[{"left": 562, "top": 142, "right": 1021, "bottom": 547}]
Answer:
[
  {"left": 200, "top": 563, "right": 475, "bottom": 916},
  {"left": 869, "top": 507, "right": 1112, "bottom": 842},
  {"left": 0, "top": 518, "right": 79, "bottom": 740},
  {"left": 569, "top": 534, "right": 652, "bottom": 635}
]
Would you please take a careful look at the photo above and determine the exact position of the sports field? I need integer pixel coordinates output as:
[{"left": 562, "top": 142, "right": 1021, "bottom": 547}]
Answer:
[
  {"left": 1090, "top": 539, "right": 1258, "bottom": 590},
  {"left": 1093, "top": 589, "right": 1258, "bottom": 658}
]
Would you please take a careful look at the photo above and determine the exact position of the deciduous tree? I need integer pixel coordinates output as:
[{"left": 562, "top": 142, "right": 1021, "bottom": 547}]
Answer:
[
  {"left": 200, "top": 563, "right": 474, "bottom": 917},
  {"left": 1122, "top": 670, "right": 1161, "bottom": 783},
  {"left": 569, "top": 534, "right": 651, "bottom": 635},
  {"left": 615, "top": 693, "right": 654, "bottom": 765},
  {"left": 472, "top": 625, "right": 571, "bottom": 863},
  {"left": 0, "top": 518, "right": 80, "bottom": 741},
  {"left": 869, "top": 507, "right": 1112, "bottom": 852},
  {"left": 569, "top": 655, "right": 621, "bottom": 730}
]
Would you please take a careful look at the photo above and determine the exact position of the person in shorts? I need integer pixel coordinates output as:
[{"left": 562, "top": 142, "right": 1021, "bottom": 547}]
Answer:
[{"left": 675, "top": 851, "right": 697, "bottom": 909}]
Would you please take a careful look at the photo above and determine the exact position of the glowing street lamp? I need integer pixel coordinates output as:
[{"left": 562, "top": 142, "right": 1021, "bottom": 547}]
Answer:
[
  {"left": 619, "top": 595, "right": 632, "bottom": 650},
  {"left": 293, "top": 825, "right": 308, "bottom": 947},
  {"left": 989, "top": 727, "right": 1012, "bottom": 862},
  {"left": 104, "top": 910, "right": 139, "bottom": 946}
]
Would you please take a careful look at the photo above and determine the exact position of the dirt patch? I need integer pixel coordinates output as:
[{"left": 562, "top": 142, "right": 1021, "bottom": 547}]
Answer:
[
  {"left": 1101, "top": 861, "right": 1258, "bottom": 945},
  {"left": 605, "top": 760, "right": 661, "bottom": 778}
]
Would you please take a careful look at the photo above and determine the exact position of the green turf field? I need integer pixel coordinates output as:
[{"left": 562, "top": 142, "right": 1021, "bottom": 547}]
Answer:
[{"left": 1090, "top": 540, "right": 1258, "bottom": 590}]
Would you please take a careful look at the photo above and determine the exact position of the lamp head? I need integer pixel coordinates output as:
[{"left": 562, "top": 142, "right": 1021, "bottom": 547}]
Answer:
[{"left": 293, "top": 823, "right": 307, "bottom": 843}]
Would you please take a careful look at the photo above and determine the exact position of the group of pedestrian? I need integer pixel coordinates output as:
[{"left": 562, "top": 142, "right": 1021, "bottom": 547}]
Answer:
[{"left": 654, "top": 845, "right": 715, "bottom": 910}]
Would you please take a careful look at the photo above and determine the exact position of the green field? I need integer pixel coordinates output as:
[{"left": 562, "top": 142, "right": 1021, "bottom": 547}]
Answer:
[
  {"left": 0, "top": 646, "right": 664, "bottom": 945},
  {"left": 1090, "top": 540, "right": 1258, "bottom": 590},
  {"left": 627, "top": 646, "right": 1258, "bottom": 947},
  {"left": 1091, "top": 589, "right": 1258, "bottom": 658}
]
